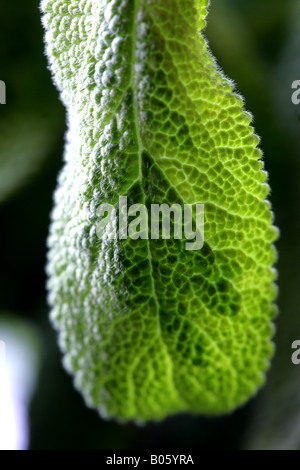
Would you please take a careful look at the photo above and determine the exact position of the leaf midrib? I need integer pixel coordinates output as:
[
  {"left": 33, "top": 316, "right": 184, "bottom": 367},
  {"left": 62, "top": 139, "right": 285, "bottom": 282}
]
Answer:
[{"left": 128, "top": 0, "right": 186, "bottom": 407}]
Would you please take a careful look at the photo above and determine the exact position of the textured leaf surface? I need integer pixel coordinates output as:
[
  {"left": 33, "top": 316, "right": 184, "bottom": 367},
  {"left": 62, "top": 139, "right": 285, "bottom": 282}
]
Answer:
[{"left": 42, "top": 0, "right": 278, "bottom": 421}]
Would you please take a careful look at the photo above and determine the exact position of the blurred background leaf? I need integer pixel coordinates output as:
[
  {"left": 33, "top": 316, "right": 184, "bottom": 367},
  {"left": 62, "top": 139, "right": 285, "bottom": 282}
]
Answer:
[
  {"left": 0, "top": 114, "right": 63, "bottom": 204},
  {"left": 0, "top": 1, "right": 64, "bottom": 204},
  {"left": 243, "top": 0, "right": 300, "bottom": 450}
]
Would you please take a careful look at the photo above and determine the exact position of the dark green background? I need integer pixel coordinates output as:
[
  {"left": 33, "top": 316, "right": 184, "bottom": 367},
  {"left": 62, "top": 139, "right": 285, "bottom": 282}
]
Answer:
[{"left": 0, "top": 0, "right": 299, "bottom": 450}]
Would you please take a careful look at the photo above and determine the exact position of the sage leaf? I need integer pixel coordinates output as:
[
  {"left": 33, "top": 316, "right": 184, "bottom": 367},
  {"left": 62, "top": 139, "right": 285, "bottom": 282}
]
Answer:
[{"left": 42, "top": 0, "right": 278, "bottom": 421}]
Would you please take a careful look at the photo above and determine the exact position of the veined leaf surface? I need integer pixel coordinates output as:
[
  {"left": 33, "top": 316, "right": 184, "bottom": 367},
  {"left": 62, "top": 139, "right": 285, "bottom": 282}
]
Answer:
[{"left": 42, "top": 0, "right": 278, "bottom": 421}]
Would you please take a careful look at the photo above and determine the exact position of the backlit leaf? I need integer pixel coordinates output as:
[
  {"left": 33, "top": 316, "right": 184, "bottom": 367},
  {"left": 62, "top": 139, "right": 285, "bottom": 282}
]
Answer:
[{"left": 42, "top": 0, "right": 278, "bottom": 421}]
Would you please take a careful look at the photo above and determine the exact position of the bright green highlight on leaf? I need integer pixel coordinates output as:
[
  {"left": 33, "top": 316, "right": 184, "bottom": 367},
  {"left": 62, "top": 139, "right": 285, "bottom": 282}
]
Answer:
[{"left": 42, "top": 0, "right": 278, "bottom": 422}]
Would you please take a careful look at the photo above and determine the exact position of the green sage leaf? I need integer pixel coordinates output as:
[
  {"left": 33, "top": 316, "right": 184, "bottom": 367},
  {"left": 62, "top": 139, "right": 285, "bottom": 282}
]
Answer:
[{"left": 42, "top": 0, "right": 278, "bottom": 421}]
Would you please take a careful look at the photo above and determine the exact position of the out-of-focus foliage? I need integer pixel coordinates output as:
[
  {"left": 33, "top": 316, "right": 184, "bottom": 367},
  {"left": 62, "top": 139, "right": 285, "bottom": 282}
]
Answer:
[
  {"left": 0, "top": 115, "right": 61, "bottom": 204},
  {"left": 0, "top": 0, "right": 299, "bottom": 450},
  {"left": 243, "top": 0, "right": 300, "bottom": 450},
  {"left": 272, "top": 0, "right": 300, "bottom": 149},
  {"left": 0, "top": 1, "right": 64, "bottom": 203}
]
